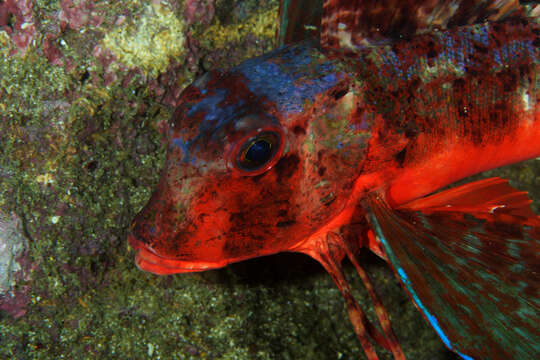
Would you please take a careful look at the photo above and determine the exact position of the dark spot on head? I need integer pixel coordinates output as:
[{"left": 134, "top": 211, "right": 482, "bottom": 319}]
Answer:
[
  {"left": 274, "top": 154, "right": 300, "bottom": 180},
  {"left": 223, "top": 233, "right": 262, "bottom": 257},
  {"left": 277, "top": 209, "right": 287, "bottom": 217},
  {"left": 228, "top": 212, "right": 246, "bottom": 225},
  {"left": 394, "top": 148, "right": 406, "bottom": 167},
  {"left": 318, "top": 166, "right": 326, "bottom": 176},
  {"left": 276, "top": 220, "right": 296, "bottom": 228},
  {"left": 293, "top": 125, "right": 306, "bottom": 135}
]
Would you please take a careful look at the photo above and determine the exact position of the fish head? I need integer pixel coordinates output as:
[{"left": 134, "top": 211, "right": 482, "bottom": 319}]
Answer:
[{"left": 129, "top": 43, "right": 372, "bottom": 274}]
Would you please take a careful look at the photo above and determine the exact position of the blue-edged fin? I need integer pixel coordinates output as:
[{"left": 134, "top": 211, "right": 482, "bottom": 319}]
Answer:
[{"left": 367, "top": 177, "right": 540, "bottom": 359}]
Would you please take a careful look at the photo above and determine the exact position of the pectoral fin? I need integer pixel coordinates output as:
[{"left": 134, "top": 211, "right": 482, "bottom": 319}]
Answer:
[{"left": 367, "top": 177, "right": 540, "bottom": 359}]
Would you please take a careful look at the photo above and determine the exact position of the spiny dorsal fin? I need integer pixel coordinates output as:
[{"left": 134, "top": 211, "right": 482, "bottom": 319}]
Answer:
[{"left": 321, "top": 0, "right": 528, "bottom": 52}]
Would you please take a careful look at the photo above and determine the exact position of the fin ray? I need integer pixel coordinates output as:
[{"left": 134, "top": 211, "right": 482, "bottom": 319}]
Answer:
[
  {"left": 367, "top": 178, "right": 540, "bottom": 359},
  {"left": 321, "top": 0, "right": 527, "bottom": 52}
]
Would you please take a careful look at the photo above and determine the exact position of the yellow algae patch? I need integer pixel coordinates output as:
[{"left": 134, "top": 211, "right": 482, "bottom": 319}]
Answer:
[
  {"left": 201, "top": 6, "right": 277, "bottom": 55},
  {"left": 102, "top": 3, "right": 185, "bottom": 76},
  {"left": 0, "top": 31, "right": 13, "bottom": 57},
  {"left": 36, "top": 173, "right": 55, "bottom": 185}
]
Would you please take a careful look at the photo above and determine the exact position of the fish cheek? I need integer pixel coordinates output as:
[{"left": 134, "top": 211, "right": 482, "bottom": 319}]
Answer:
[{"left": 215, "top": 155, "right": 305, "bottom": 259}]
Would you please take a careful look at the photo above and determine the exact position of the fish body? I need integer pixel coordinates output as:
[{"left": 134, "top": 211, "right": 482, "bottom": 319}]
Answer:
[{"left": 129, "top": 1, "right": 540, "bottom": 359}]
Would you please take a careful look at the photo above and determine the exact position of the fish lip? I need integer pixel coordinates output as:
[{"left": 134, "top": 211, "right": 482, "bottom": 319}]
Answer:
[{"left": 128, "top": 232, "right": 223, "bottom": 275}]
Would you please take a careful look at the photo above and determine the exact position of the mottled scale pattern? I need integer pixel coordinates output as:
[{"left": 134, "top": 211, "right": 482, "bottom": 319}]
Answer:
[{"left": 346, "top": 20, "right": 539, "bottom": 204}]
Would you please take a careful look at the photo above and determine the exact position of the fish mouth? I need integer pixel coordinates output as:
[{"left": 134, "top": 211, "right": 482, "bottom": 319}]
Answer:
[{"left": 128, "top": 233, "right": 224, "bottom": 275}]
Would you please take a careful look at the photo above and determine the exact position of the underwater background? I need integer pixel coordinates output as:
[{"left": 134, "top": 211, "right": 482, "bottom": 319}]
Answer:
[{"left": 1, "top": 0, "right": 538, "bottom": 359}]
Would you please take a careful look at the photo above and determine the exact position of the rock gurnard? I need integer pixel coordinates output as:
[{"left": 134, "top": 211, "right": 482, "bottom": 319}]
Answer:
[{"left": 129, "top": 1, "right": 540, "bottom": 358}]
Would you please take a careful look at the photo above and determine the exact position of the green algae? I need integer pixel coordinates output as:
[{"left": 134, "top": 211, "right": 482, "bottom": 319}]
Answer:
[
  {"left": 200, "top": 4, "right": 278, "bottom": 59},
  {"left": 103, "top": 2, "right": 186, "bottom": 76},
  {"left": 191, "top": 0, "right": 279, "bottom": 72}
]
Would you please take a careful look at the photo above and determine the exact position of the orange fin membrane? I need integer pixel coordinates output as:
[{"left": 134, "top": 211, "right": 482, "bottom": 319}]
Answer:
[
  {"left": 398, "top": 177, "right": 537, "bottom": 219},
  {"left": 367, "top": 177, "right": 540, "bottom": 359},
  {"left": 307, "top": 232, "right": 405, "bottom": 360}
]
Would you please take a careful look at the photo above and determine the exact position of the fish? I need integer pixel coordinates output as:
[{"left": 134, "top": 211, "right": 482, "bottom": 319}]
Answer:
[{"left": 128, "top": 0, "right": 540, "bottom": 359}]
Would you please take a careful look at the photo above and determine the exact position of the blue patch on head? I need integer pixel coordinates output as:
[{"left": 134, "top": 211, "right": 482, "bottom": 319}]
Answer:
[
  {"left": 237, "top": 44, "right": 341, "bottom": 116},
  {"left": 172, "top": 44, "right": 342, "bottom": 164},
  {"left": 186, "top": 88, "right": 227, "bottom": 118},
  {"left": 175, "top": 88, "right": 247, "bottom": 163}
]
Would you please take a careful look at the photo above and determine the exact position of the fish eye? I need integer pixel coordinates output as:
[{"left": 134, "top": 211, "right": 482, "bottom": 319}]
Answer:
[
  {"left": 243, "top": 138, "right": 272, "bottom": 164},
  {"left": 233, "top": 129, "right": 283, "bottom": 175}
]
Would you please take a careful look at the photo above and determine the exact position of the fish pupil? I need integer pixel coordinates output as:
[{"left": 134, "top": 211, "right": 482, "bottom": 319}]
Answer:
[
  {"left": 245, "top": 139, "right": 271, "bottom": 164},
  {"left": 235, "top": 130, "right": 281, "bottom": 174}
]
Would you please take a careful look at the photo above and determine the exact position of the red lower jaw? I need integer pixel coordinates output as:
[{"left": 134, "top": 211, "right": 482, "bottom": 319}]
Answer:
[{"left": 127, "top": 233, "right": 226, "bottom": 275}]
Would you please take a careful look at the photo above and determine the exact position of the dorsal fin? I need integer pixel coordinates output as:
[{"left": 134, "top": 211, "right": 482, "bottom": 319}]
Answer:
[
  {"left": 321, "top": 0, "right": 527, "bottom": 52},
  {"left": 277, "top": 0, "right": 323, "bottom": 46}
]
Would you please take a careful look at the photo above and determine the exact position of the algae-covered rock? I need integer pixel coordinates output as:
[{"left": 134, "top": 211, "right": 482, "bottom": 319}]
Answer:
[
  {"left": 102, "top": 2, "right": 186, "bottom": 76},
  {"left": 0, "top": 213, "right": 27, "bottom": 296},
  {"left": 0, "top": 0, "right": 538, "bottom": 359}
]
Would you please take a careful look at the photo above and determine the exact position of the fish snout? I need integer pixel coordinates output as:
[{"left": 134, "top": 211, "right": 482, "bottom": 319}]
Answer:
[
  {"left": 127, "top": 179, "right": 189, "bottom": 269},
  {"left": 128, "top": 180, "right": 230, "bottom": 274}
]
